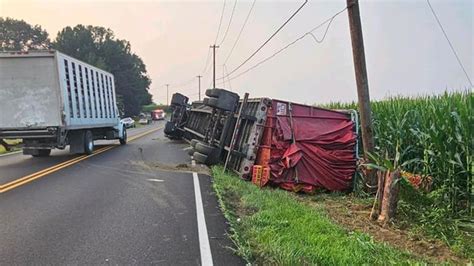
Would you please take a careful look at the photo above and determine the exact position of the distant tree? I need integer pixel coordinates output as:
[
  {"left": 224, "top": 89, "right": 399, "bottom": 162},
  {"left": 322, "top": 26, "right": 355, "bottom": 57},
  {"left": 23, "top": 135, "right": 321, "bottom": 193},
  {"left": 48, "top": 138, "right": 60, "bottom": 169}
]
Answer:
[
  {"left": 53, "top": 25, "right": 152, "bottom": 116},
  {"left": 0, "top": 17, "right": 51, "bottom": 51}
]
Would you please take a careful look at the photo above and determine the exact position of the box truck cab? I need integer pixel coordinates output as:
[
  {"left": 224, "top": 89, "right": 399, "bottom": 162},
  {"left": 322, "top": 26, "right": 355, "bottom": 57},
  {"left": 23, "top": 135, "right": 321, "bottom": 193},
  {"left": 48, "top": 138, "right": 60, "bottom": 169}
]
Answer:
[{"left": 0, "top": 50, "right": 127, "bottom": 156}]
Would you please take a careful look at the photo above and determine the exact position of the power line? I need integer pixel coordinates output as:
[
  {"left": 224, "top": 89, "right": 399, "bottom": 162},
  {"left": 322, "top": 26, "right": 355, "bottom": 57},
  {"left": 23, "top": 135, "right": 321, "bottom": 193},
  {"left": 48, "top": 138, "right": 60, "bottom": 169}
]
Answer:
[
  {"left": 218, "top": 0, "right": 238, "bottom": 46},
  {"left": 214, "top": 0, "right": 227, "bottom": 45},
  {"left": 224, "top": 0, "right": 308, "bottom": 79},
  {"left": 218, "top": 6, "right": 347, "bottom": 84},
  {"left": 224, "top": 64, "right": 233, "bottom": 90},
  {"left": 200, "top": 47, "right": 212, "bottom": 75},
  {"left": 224, "top": 0, "right": 257, "bottom": 65},
  {"left": 426, "top": 0, "right": 472, "bottom": 87}
]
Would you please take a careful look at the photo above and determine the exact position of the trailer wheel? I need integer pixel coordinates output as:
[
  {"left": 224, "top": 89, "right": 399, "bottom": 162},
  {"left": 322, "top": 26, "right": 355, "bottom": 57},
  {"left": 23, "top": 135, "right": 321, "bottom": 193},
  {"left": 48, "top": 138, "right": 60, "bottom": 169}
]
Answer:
[
  {"left": 187, "top": 147, "right": 195, "bottom": 156},
  {"left": 204, "top": 96, "right": 236, "bottom": 112},
  {"left": 193, "top": 151, "right": 208, "bottom": 164},
  {"left": 206, "top": 88, "right": 239, "bottom": 100},
  {"left": 119, "top": 128, "right": 127, "bottom": 145},
  {"left": 190, "top": 139, "right": 200, "bottom": 148},
  {"left": 205, "top": 88, "right": 230, "bottom": 98},
  {"left": 84, "top": 130, "right": 94, "bottom": 154},
  {"left": 195, "top": 142, "right": 218, "bottom": 155}
]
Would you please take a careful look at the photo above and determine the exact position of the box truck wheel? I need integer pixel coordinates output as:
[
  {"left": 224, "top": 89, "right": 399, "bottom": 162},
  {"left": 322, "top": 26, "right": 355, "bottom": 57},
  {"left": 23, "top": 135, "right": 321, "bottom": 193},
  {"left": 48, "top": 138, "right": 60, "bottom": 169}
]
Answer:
[
  {"left": 120, "top": 128, "right": 127, "bottom": 145},
  {"left": 84, "top": 130, "right": 94, "bottom": 155},
  {"left": 31, "top": 149, "right": 51, "bottom": 157}
]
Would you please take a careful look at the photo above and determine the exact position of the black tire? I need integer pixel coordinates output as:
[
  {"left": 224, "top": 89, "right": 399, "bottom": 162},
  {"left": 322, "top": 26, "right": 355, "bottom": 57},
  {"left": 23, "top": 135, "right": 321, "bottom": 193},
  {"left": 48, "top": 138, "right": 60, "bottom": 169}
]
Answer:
[
  {"left": 190, "top": 139, "right": 200, "bottom": 148},
  {"left": 195, "top": 142, "right": 219, "bottom": 155},
  {"left": 193, "top": 151, "right": 208, "bottom": 164},
  {"left": 171, "top": 93, "right": 189, "bottom": 106},
  {"left": 203, "top": 96, "right": 237, "bottom": 112},
  {"left": 84, "top": 130, "right": 94, "bottom": 154},
  {"left": 205, "top": 88, "right": 219, "bottom": 98},
  {"left": 187, "top": 148, "right": 195, "bottom": 156},
  {"left": 120, "top": 127, "right": 127, "bottom": 145},
  {"left": 204, "top": 97, "right": 219, "bottom": 108},
  {"left": 205, "top": 88, "right": 239, "bottom": 99},
  {"left": 164, "top": 121, "right": 176, "bottom": 135},
  {"left": 31, "top": 149, "right": 51, "bottom": 157}
]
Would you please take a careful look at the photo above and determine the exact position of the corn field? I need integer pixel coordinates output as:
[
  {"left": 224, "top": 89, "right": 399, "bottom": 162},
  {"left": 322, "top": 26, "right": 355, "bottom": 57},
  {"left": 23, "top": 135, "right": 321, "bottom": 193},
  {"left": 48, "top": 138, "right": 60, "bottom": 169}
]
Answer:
[{"left": 324, "top": 91, "right": 473, "bottom": 217}]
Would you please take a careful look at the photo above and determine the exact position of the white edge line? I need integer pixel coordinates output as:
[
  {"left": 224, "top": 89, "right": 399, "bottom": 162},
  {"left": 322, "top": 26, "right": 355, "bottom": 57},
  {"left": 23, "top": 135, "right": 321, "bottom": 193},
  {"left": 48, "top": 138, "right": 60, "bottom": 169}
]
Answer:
[{"left": 193, "top": 172, "right": 213, "bottom": 266}]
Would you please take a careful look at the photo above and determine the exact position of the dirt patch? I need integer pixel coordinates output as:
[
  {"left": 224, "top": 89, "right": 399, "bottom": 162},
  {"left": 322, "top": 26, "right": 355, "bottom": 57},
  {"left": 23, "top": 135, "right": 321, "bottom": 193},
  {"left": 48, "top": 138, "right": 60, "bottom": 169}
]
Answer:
[{"left": 300, "top": 195, "right": 466, "bottom": 264}]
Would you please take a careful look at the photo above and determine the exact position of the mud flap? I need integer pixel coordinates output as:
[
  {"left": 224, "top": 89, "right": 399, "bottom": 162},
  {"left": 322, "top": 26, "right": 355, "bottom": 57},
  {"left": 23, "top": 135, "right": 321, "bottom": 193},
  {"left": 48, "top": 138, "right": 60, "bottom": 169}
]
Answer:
[{"left": 69, "top": 130, "right": 85, "bottom": 154}]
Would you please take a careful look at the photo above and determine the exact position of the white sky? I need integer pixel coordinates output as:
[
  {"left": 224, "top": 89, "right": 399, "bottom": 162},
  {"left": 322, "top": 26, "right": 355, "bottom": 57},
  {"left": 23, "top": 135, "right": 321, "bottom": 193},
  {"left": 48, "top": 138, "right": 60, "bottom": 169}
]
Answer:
[{"left": 1, "top": 0, "right": 472, "bottom": 105}]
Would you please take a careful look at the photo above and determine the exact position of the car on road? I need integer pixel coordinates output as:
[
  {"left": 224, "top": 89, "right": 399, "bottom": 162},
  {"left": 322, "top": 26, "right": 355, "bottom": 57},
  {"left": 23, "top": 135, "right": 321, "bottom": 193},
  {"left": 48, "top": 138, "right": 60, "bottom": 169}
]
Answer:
[
  {"left": 138, "top": 118, "right": 149, "bottom": 125},
  {"left": 121, "top": 117, "right": 136, "bottom": 128},
  {"left": 138, "top": 113, "right": 152, "bottom": 125}
]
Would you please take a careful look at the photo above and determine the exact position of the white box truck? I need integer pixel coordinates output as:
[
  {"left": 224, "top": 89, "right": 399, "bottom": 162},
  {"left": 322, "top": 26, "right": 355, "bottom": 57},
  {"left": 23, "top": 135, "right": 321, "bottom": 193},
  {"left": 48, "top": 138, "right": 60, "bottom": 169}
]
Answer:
[{"left": 0, "top": 50, "right": 127, "bottom": 156}]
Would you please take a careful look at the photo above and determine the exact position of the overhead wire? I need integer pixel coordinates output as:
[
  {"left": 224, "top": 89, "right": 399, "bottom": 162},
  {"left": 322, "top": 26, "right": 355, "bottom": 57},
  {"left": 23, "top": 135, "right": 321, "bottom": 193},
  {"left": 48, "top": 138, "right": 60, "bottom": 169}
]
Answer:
[
  {"left": 426, "top": 0, "right": 472, "bottom": 87},
  {"left": 224, "top": 64, "right": 233, "bottom": 90},
  {"left": 214, "top": 0, "right": 227, "bottom": 45},
  {"left": 218, "top": 0, "right": 238, "bottom": 46},
  {"left": 200, "top": 47, "right": 212, "bottom": 75},
  {"left": 223, "top": 0, "right": 308, "bottom": 79},
  {"left": 217, "top": 6, "right": 348, "bottom": 85},
  {"left": 223, "top": 0, "right": 257, "bottom": 65}
]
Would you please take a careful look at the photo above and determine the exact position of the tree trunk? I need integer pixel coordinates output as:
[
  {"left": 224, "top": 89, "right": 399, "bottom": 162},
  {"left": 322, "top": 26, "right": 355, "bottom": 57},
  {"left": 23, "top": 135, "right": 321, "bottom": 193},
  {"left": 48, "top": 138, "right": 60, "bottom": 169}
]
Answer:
[
  {"left": 370, "top": 170, "right": 386, "bottom": 220},
  {"left": 378, "top": 169, "right": 401, "bottom": 224}
]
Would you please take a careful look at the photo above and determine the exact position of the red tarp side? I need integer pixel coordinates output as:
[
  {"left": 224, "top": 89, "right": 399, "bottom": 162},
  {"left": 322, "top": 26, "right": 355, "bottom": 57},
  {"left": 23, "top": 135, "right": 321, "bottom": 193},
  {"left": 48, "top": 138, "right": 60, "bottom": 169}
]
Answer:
[{"left": 267, "top": 100, "right": 357, "bottom": 191}]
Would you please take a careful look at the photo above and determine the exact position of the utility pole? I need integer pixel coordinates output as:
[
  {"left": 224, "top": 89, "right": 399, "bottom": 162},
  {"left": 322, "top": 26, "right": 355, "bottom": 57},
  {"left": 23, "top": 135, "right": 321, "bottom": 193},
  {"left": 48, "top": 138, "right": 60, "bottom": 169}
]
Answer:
[
  {"left": 346, "top": 0, "right": 376, "bottom": 189},
  {"left": 210, "top": 44, "right": 219, "bottom": 88},
  {"left": 197, "top": 75, "right": 202, "bottom": 101},
  {"left": 165, "top": 84, "right": 170, "bottom": 106}
]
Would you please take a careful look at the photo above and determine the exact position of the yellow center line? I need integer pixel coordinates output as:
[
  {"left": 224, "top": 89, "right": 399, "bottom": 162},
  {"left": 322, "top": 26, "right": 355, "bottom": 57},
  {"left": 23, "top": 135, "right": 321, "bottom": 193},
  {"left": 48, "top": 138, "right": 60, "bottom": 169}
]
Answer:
[{"left": 0, "top": 126, "right": 163, "bottom": 193}]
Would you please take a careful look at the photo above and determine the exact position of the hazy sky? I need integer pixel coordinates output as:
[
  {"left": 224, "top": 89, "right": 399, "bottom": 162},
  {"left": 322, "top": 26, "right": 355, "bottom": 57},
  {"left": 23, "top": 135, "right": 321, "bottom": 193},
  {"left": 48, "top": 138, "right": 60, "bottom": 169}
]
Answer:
[{"left": 1, "top": 0, "right": 472, "bottom": 105}]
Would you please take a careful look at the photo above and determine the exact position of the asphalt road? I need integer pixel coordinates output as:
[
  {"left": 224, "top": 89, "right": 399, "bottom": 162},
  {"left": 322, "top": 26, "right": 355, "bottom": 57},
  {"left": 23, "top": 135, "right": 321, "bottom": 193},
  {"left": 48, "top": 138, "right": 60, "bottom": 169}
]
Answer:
[{"left": 0, "top": 121, "right": 244, "bottom": 265}]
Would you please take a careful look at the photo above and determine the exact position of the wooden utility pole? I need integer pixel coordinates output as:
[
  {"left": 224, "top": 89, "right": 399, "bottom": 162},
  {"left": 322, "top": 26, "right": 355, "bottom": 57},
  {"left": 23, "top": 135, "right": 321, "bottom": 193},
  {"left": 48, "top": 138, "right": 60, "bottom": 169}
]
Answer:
[
  {"left": 210, "top": 44, "right": 219, "bottom": 88},
  {"left": 197, "top": 75, "right": 202, "bottom": 101},
  {"left": 346, "top": 0, "right": 377, "bottom": 189},
  {"left": 165, "top": 84, "right": 170, "bottom": 106}
]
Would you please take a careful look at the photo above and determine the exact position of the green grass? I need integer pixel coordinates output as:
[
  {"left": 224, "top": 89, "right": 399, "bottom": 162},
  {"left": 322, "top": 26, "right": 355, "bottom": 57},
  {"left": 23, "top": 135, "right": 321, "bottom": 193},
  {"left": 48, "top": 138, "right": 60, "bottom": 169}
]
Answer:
[{"left": 212, "top": 166, "right": 421, "bottom": 264}]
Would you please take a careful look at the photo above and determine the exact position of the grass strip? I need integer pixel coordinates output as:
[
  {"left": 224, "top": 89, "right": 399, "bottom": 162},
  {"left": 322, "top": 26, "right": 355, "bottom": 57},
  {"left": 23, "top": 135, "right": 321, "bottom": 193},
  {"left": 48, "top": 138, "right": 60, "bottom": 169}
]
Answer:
[{"left": 211, "top": 165, "right": 421, "bottom": 264}]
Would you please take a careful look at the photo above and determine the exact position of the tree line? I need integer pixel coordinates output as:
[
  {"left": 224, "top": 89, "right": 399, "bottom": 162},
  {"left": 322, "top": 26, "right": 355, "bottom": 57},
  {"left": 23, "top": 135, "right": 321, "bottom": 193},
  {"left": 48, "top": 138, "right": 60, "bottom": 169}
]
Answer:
[{"left": 0, "top": 17, "right": 153, "bottom": 116}]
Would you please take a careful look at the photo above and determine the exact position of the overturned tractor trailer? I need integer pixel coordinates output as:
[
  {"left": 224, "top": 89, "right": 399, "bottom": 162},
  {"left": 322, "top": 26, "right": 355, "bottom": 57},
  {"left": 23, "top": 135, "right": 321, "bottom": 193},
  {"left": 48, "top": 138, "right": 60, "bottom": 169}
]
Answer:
[
  {"left": 0, "top": 51, "right": 127, "bottom": 157},
  {"left": 165, "top": 89, "right": 359, "bottom": 192}
]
